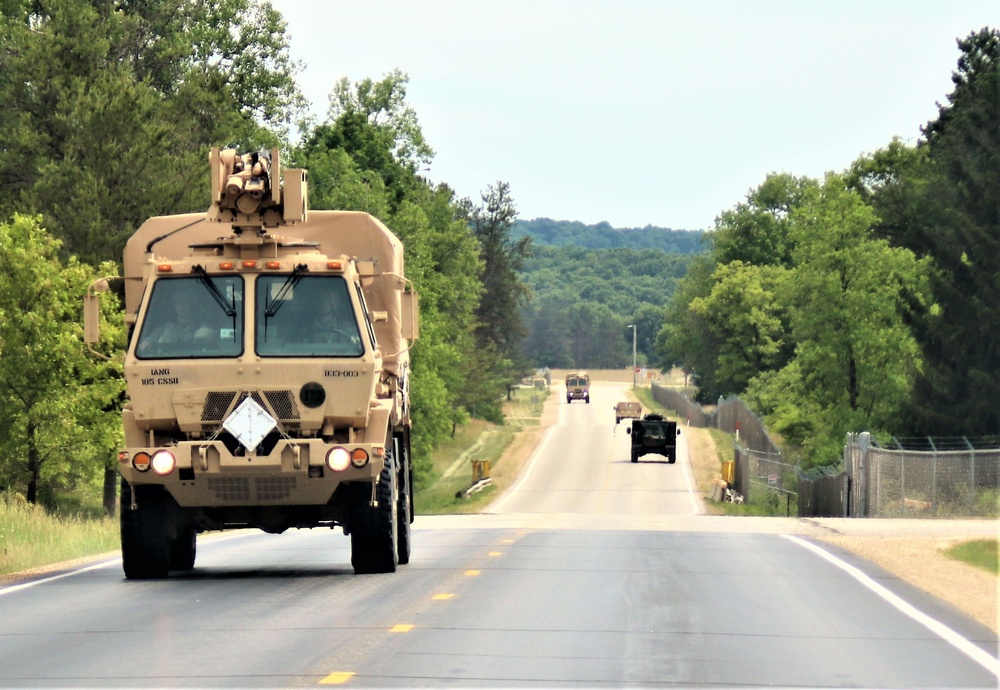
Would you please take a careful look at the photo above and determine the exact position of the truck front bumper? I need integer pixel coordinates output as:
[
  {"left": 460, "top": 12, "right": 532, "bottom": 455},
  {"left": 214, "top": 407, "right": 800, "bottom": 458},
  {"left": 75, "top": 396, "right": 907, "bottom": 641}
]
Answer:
[{"left": 118, "top": 438, "right": 383, "bottom": 507}]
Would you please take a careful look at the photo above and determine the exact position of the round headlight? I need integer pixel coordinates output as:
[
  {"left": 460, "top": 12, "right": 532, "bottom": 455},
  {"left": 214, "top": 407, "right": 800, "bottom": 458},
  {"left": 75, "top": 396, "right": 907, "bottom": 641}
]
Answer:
[
  {"left": 150, "top": 450, "right": 176, "bottom": 476},
  {"left": 326, "top": 446, "right": 351, "bottom": 472}
]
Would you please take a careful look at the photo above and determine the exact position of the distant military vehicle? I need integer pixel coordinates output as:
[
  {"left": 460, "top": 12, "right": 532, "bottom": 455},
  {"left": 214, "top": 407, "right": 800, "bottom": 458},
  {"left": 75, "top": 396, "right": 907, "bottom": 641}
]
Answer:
[
  {"left": 614, "top": 401, "right": 642, "bottom": 424},
  {"left": 627, "top": 413, "right": 680, "bottom": 463},
  {"left": 565, "top": 371, "right": 590, "bottom": 403},
  {"left": 85, "top": 148, "right": 418, "bottom": 578}
]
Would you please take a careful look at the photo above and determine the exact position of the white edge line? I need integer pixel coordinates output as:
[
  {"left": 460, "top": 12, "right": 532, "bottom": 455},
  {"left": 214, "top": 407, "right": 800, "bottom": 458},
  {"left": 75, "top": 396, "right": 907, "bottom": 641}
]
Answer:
[
  {"left": 679, "top": 427, "right": 703, "bottom": 515},
  {"left": 0, "top": 558, "right": 119, "bottom": 596},
  {"left": 0, "top": 531, "right": 255, "bottom": 596},
  {"left": 488, "top": 399, "right": 564, "bottom": 513},
  {"left": 782, "top": 534, "right": 1000, "bottom": 678}
]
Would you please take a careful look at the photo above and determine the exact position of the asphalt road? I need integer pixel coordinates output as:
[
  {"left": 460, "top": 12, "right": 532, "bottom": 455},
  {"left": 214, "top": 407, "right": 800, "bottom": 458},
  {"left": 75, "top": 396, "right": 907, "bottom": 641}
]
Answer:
[{"left": 1, "top": 383, "right": 997, "bottom": 688}]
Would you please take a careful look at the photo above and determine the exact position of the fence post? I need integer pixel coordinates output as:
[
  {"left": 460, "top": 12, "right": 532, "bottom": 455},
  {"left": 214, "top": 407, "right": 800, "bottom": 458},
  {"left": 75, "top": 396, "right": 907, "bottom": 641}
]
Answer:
[
  {"left": 901, "top": 451, "right": 907, "bottom": 517},
  {"left": 858, "top": 431, "right": 872, "bottom": 518}
]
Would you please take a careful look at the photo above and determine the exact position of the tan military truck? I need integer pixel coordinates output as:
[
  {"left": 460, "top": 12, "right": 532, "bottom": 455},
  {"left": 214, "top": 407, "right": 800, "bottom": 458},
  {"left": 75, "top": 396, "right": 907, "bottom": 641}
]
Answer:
[
  {"left": 85, "top": 148, "right": 418, "bottom": 578},
  {"left": 565, "top": 371, "right": 591, "bottom": 403},
  {"left": 614, "top": 401, "right": 642, "bottom": 424}
]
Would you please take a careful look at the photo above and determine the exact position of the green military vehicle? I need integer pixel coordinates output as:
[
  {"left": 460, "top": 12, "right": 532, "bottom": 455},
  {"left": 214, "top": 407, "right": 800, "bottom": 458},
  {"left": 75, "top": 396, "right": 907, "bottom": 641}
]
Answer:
[{"left": 627, "top": 413, "right": 680, "bottom": 463}]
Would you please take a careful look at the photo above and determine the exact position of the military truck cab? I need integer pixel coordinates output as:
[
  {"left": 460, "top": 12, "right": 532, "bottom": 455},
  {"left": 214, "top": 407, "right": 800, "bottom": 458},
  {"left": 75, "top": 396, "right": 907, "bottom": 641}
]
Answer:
[{"left": 565, "top": 371, "right": 590, "bottom": 403}]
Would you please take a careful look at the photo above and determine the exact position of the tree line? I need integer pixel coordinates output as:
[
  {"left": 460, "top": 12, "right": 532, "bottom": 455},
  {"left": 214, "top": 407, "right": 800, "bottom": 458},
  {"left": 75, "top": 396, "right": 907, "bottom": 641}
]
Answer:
[
  {"left": 518, "top": 245, "right": 693, "bottom": 369},
  {"left": 0, "top": 1, "right": 531, "bottom": 510},
  {"left": 657, "top": 28, "right": 1000, "bottom": 467},
  {"left": 513, "top": 218, "right": 706, "bottom": 253}
]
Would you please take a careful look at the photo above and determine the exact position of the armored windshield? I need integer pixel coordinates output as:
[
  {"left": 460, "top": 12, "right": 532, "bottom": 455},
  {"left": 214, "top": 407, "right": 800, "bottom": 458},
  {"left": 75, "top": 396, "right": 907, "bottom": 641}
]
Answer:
[
  {"left": 135, "top": 276, "right": 244, "bottom": 359},
  {"left": 256, "top": 275, "right": 364, "bottom": 357}
]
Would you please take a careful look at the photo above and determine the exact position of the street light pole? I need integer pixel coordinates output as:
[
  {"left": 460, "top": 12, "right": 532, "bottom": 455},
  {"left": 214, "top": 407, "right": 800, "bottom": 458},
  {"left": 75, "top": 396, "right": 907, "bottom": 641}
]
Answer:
[{"left": 627, "top": 324, "right": 636, "bottom": 387}]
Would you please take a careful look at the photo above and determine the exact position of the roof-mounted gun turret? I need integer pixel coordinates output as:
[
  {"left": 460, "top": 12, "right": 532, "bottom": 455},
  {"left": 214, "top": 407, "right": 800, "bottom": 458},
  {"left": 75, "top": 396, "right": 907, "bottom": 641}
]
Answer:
[{"left": 206, "top": 147, "right": 308, "bottom": 232}]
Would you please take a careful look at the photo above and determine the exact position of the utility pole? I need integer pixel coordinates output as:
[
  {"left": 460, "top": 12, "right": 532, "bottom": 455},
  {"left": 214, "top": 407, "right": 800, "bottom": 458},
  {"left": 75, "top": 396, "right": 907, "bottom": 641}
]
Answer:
[{"left": 628, "top": 324, "right": 636, "bottom": 388}]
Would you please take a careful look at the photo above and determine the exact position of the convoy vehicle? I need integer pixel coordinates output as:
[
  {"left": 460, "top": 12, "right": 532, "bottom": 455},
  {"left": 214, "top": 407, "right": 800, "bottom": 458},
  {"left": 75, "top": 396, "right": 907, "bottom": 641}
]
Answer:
[
  {"left": 627, "top": 413, "right": 680, "bottom": 463},
  {"left": 84, "top": 148, "right": 418, "bottom": 578},
  {"left": 614, "top": 401, "right": 642, "bottom": 424},
  {"left": 565, "top": 371, "right": 590, "bottom": 403}
]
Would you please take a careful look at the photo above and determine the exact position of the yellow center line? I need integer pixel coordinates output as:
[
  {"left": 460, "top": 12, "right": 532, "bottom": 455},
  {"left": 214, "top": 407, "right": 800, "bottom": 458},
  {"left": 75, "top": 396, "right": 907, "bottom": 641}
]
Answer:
[
  {"left": 433, "top": 593, "right": 455, "bottom": 600},
  {"left": 488, "top": 551, "right": 502, "bottom": 557},
  {"left": 390, "top": 624, "right": 414, "bottom": 633},
  {"left": 319, "top": 671, "right": 354, "bottom": 685},
  {"left": 465, "top": 569, "right": 480, "bottom": 576}
]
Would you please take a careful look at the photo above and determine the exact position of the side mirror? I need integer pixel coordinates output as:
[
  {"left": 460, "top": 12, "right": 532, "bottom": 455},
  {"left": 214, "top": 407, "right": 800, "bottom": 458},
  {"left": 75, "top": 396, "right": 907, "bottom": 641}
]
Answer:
[
  {"left": 400, "top": 289, "right": 419, "bottom": 340},
  {"left": 625, "top": 427, "right": 632, "bottom": 435},
  {"left": 84, "top": 279, "right": 109, "bottom": 345}
]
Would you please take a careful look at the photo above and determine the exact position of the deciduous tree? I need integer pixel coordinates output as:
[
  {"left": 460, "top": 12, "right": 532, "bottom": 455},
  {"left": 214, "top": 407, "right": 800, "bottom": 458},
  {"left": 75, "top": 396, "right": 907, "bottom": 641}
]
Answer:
[{"left": 0, "top": 215, "right": 124, "bottom": 505}]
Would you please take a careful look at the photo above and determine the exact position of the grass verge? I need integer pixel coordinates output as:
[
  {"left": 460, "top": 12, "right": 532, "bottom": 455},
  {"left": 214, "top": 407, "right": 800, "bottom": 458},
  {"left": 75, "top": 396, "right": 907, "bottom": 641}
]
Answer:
[
  {"left": 0, "top": 493, "right": 118, "bottom": 578},
  {"left": 415, "top": 385, "right": 551, "bottom": 514},
  {"left": 942, "top": 538, "right": 999, "bottom": 574}
]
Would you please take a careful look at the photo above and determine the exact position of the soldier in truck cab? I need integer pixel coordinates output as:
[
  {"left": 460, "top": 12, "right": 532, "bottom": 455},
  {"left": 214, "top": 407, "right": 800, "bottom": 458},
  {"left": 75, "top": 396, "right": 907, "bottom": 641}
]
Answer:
[
  {"left": 136, "top": 298, "right": 214, "bottom": 355},
  {"left": 304, "top": 292, "right": 361, "bottom": 348}
]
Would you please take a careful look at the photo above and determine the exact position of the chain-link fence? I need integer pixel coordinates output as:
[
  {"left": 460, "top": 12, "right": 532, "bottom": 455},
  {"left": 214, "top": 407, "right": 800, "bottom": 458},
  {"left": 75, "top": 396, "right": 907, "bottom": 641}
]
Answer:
[
  {"left": 733, "top": 445, "right": 798, "bottom": 516},
  {"left": 649, "top": 385, "right": 713, "bottom": 427},
  {"left": 846, "top": 432, "right": 1000, "bottom": 518},
  {"left": 798, "top": 464, "right": 848, "bottom": 517},
  {"left": 650, "top": 383, "right": 1000, "bottom": 518}
]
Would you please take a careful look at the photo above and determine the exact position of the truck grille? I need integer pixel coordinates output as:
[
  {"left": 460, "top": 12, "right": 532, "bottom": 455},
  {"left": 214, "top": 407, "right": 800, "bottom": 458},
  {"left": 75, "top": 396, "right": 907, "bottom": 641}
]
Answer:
[
  {"left": 200, "top": 390, "right": 301, "bottom": 434},
  {"left": 207, "top": 476, "right": 298, "bottom": 502}
]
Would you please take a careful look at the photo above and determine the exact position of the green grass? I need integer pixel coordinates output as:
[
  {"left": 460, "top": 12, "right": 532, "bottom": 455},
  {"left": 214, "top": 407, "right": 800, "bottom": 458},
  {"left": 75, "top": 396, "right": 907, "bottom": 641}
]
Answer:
[
  {"left": 943, "top": 538, "right": 999, "bottom": 574},
  {"left": 414, "top": 386, "right": 549, "bottom": 514},
  {"left": 0, "top": 492, "right": 118, "bottom": 577}
]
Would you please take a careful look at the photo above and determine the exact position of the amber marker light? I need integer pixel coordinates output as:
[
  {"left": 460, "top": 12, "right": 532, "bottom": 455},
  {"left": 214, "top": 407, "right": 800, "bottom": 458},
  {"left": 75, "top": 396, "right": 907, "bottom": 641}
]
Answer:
[
  {"left": 218, "top": 261, "right": 235, "bottom": 270},
  {"left": 156, "top": 263, "right": 172, "bottom": 273},
  {"left": 327, "top": 261, "right": 343, "bottom": 271},
  {"left": 350, "top": 448, "right": 369, "bottom": 468},
  {"left": 242, "top": 260, "right": 257, "bottom": 269},
  {"left": 132, "top": 452, "right": 151, "bottom": 472},
  {"left": 118, "top": 451, "right": 130, "bottom": 464},
  {"left": 265, "top": 261, "right": 281, "bottom": 270}
]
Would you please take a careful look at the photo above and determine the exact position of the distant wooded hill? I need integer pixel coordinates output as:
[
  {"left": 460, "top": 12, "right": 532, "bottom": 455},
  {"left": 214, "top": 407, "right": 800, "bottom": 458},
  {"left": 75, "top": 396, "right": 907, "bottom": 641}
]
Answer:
[
  {"left": 515, "top": 218, "right": 707, "bottom": 370},
  {"left": 513, "top": 218, "right": 706, "bottom": 253}
]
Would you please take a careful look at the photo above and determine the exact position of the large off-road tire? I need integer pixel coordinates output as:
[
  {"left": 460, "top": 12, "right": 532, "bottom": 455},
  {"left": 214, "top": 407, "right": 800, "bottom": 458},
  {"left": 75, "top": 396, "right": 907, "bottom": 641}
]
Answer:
[
  {"left": 169, "top": 525, "right": 197, "bottom": 571},
  {"left": 394, "top": 434, "right": 412, "bottom": 566},
  {"left": 120, "top": 480, "right": 171, "bottom": 580},
  {"left": 350, "top": 459, "right": 399, "bottom": 574}
]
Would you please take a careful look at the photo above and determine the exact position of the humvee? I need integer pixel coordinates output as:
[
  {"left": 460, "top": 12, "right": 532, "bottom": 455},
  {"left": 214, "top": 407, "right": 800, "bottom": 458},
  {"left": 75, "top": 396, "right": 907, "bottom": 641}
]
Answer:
[{"left": 627, "top": 413, "right": 680, "bottom": 463}]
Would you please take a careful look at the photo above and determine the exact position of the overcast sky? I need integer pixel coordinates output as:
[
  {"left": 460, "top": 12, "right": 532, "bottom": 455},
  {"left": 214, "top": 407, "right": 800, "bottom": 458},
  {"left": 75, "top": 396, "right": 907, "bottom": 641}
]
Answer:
[{"left": 268, "top": 1, "right": 999, "bottom": 231}]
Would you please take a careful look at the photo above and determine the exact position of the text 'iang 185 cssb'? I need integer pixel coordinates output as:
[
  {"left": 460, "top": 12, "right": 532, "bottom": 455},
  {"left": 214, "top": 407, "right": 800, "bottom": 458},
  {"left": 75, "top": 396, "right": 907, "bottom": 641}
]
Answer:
[{"left": 84, "top": 148, "right": 418, "bottom": 579}]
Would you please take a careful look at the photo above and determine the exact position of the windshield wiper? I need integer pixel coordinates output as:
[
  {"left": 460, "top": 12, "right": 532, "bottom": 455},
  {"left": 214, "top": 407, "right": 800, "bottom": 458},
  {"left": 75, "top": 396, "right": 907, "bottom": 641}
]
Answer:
[
  {"left": 265, "top": 264, "right": 308, "bottom": 319},
  {"left": 192, "top": 265, "right": 237, "bottom": 340},
  {"left": 192, "top": 265, "right": 236, "bottom": 317}
]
